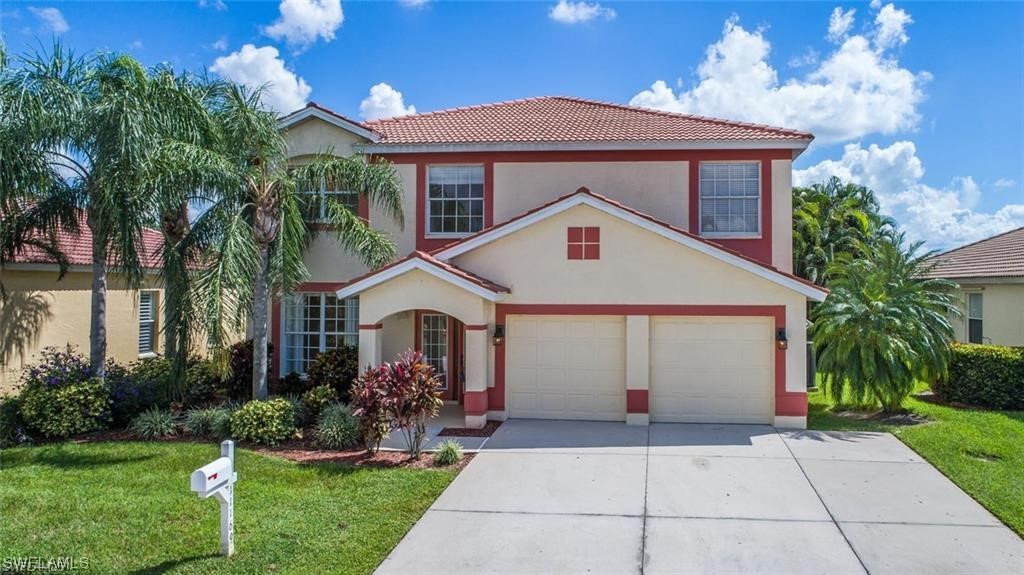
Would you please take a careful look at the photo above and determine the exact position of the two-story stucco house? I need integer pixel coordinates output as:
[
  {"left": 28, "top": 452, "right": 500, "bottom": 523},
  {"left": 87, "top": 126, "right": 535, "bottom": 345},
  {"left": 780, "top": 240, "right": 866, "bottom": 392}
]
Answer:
[{"left": 276, "top": 96, "right": 828, "bottom": 429}]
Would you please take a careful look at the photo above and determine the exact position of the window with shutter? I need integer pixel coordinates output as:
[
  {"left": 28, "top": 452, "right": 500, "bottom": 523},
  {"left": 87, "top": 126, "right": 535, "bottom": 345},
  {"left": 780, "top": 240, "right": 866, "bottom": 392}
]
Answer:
[{"left": 139, "top": 291, "right": 157, "bottom": 355}]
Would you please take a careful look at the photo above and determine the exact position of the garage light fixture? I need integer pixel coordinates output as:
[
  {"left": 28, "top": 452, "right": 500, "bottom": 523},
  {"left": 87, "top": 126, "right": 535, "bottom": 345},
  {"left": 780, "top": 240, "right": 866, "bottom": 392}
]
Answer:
[
  {"left": 776, "top": 328, "right": 788, "bottom": 350},
  {"left": 492, "top": 325, "right": 505, "bottom": 346}
]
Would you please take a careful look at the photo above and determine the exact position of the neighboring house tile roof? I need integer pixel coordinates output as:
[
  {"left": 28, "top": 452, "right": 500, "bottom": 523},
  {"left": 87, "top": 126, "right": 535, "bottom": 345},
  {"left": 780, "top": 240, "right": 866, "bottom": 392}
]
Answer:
[
  {"left": 361, "top": 96, "right": 812, "bottom": 145},
  {"left": 923, "top": 227, "right": 1024, "bottom": 279},
  {"left": 11, "top": 212, "right": 164, "bottom": 269}
]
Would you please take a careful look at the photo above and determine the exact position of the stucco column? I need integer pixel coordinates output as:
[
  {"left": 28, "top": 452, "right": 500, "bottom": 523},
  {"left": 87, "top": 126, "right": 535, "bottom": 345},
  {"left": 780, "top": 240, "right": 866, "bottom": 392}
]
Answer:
[
  {"left": 462, "top": 326, "right": 489, "bottom": 429},
  {"left": 358, "top": 324, "right": 383, "bottom": 372},
  {"left": 625, "top": 315, "right": 650, "bottom": 426}
]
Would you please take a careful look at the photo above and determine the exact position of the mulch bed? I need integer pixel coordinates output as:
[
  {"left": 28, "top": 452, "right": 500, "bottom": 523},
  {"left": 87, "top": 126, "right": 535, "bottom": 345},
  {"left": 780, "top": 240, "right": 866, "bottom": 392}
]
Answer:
[
  {"left": 831, "top": 409, "right": 930, "bottom": 426},
  {"left": 438, "top": 420, "right": 502, "bottom": 437},
  {"left": 259, "top": 445, "right": 474, "bottom": 470}
]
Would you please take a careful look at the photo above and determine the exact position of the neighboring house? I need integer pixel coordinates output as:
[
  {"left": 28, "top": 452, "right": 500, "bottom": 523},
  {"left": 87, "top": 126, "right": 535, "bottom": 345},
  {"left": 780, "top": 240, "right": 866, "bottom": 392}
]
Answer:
[
  {"left": 277, "top": 96, "right": 828, "bottom": 429},
  {"left": 0, "top": 217, "right": 165, "bottom": 393},
  {"left": 924, "top": 227, "right": 1024, "bottom": 347}
]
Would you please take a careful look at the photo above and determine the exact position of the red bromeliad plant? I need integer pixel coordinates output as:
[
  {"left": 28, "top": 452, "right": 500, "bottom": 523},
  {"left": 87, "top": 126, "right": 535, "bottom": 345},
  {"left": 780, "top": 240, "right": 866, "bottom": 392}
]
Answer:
[
  {"left": 385, "top": 350, "right": 444, "bottom": 458},
  {"left": 349, "top": 365, "right": 391, "bottom": 454}
]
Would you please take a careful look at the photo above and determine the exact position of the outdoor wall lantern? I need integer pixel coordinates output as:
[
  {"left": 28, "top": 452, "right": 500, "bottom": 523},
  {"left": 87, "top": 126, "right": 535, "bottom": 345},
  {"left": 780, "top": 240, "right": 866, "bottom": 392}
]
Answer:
[
  {"left": 776, "top": 328, "right": 788, "bottom": 350},
  {"left": 492, "top": 325, "right": 505, "bottom": 346}
]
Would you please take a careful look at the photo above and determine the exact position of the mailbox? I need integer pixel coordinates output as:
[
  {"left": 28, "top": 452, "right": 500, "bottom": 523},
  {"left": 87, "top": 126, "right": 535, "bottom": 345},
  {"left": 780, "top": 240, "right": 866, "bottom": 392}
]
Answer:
[{"left": 190, "top": 456, "right": 233, "bottom": 497}]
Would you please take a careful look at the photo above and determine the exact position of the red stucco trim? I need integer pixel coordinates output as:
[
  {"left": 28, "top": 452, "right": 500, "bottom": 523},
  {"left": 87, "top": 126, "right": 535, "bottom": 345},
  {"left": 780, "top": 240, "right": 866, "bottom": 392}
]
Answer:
[
  {"left": 464, "top": 390, "right": 488, "bottom": 416},
  {"left": 493, "top": 304, "right": 805, "bottom": 418},
  {"left": 415, "top": 161, "right": 495, "bottom": 252},
  {"left": 358, "top": 323, "right": 383, "bottom": 330},
  {"left": 626, "top": 389, "right": 649, "bottom": 414},
  {"left": 464, "top": 324, "right": 488, "bottom": 331},
  {"left": 688, "top": 159, "right": 773, "bottom": 265}
]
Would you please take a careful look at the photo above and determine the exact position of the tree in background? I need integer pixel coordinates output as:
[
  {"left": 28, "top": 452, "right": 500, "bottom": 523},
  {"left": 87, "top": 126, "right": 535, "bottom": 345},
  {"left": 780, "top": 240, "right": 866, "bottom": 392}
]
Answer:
[{"left": 811, "top": 235, "right": 959, "bottom": 412}]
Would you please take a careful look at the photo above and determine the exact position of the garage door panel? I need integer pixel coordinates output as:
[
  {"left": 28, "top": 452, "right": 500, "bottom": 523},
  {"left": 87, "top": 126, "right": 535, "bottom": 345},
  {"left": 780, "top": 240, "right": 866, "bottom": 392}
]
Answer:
[
  {"left": 651, "top": 317, "right": 773, "bottom": 424},
  {"left": 507, "top": 315, "right": 626, "bottom": 422}
]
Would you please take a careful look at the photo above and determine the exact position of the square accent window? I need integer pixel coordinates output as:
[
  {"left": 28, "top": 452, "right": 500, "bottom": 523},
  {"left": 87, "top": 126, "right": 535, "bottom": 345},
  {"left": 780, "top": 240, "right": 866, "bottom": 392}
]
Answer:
[
  {"left": 428, "top": 165, "right": 485, "bottom": 236},
  {"left": 699, "top": 162, "right": 760, "bottom": 236},
  {"left": 568, "top": 226, "right": 600, "bottom": 260}
]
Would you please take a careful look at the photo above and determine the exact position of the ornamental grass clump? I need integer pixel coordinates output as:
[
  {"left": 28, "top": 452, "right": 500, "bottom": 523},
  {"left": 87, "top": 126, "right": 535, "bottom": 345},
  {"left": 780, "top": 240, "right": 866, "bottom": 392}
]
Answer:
[
  {"left": 432, "top": 439, "right": 464, "bottom": 467},
  {"left": 315, "top": 402, "right": 360, "bottom": 449},
  {"left": 131, "top": 407, "right": 180, "bottom": 439}
]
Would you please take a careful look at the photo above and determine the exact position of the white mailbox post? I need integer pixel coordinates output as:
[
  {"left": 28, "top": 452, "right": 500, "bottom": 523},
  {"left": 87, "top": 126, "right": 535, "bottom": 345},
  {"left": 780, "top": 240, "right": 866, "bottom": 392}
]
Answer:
[{"left": 190, "top": 440, "right": 237, "bottom": 557}]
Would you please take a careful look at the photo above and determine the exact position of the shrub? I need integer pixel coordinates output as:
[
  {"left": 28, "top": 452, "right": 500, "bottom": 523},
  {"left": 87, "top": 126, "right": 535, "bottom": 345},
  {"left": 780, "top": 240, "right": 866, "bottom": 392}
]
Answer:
[
  {"left": 230, "top": 398, "right": 295, "bottom": 445},
  {"left": 307, "top": 345, "right": 359, "bottom": 402},
  {"left": 432, "top": 439, "right": 464, "bottom": 466},
  {"left": 932, "top": 343, "right": 1024, "bottom": 409},
  {"left": 386, "top": 351, "right": 444, "bottom": 458},
  {"left": 131, "top": 407, "right": 179, "bottom": 439},
  {"left": 108, "top": 360, "right": 169, "bottom": 426},
  {"left": 184, "top": 359, "right": 225, "bottom": 406},
  {"left": 350, "top": 366, "right": 392, "bottom": 454},
  {"left": 301, "top": 385, "right": 338, "bottom": 420},
  {"left": 184, "top": 406, "right": 233, "bottom": 438},
  {"left": 225, "top": 340, "right": 274, "bottom": 401},
  {"left": 282, "top": 394, "right": 308, "bottom": 428},
  {"left": 0, "top": 395, "right": 31, "bottom": 447},
  {"left": 275, "top": 371, "right": 311, "bottom": 396},
  {"left": 315, "top": 402, "right": 360, "bottom": 449},
  {"left": 18, "top": 346, "right": 111, "bottom": 438}
]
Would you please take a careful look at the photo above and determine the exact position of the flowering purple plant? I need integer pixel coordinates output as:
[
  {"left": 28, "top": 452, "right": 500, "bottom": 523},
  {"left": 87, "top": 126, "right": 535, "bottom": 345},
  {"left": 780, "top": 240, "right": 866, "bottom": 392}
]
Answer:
[{"left": 18, "top": 345, "right": 112, "bottom": 437}]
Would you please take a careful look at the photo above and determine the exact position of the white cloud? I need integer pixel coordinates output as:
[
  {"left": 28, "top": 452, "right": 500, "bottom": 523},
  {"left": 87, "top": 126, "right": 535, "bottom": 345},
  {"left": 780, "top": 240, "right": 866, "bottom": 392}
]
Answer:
[
  {"left": 827, "top": 7, "right": 856, "bottom": 42},
  {"left": 548, "top": 0, "right": 616, "bottom": 24},
  {"left": 873, "top": 3, "right": 912, "bottom": 50},
  {"left": 794, "top": 141, "right": 1024, "bottom": 249},
  {"left": 210, "top": 44, "right": 311, "bottom": 114},
  {"left": 129, "top": 40, "right": 144, "bottom": 50},
  {"left": 994, "top": 178, "right": 1016, "bottom": 188},
  {"left": 211, "top": 37, "right": 228, "bottom": 51},
  {"left": 27, "top": 6, "right": 68, "bottom": 33},
  {"left": 264, "top": 0, "right": 343, "bottom": 53},
  {"left": 198, "top": 0, "right": 227, "bottom": 11},
  {"left": 398, "top": 0, "right": 429, "bottom": 7},
  {"left": 629, "top": 7, "right": 929, "bottom": 144},
  {"left": 359, "top": 83, "right": 416, "bottom": 120},
  {"left": 788, "top": 47, "right": 819, "bottom": 68}
]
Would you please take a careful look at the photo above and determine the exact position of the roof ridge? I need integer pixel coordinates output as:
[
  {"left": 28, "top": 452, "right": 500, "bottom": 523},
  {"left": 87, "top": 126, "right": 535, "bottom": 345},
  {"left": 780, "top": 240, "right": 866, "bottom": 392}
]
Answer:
[
  {"left": 362, "top": 95, "right": 557, "bottom": 125},
  {"left": 929, "top": 226, "right": 1024, "bottom": 259}
]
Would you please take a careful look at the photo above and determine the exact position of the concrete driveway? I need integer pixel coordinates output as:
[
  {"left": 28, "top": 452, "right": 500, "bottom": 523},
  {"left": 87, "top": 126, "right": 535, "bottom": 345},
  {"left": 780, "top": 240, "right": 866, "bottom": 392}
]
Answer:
[{"left": 376, "top": 420, "right": 1024, "bottom": 575}]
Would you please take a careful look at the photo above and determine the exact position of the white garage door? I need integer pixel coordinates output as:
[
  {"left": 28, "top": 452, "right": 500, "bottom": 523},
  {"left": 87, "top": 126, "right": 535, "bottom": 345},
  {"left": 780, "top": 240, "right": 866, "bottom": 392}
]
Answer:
[
  {"left": 506, "top": 315, "right": 626, "bottom": 421},
  {"left": 650, "top": 316, "right": 773, "bottom": 424}
]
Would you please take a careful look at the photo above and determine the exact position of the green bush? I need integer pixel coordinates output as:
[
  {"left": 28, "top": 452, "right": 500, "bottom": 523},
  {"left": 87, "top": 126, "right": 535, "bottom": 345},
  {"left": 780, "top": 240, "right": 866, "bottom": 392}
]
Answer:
[
  {"left": 18, "top": 347, "right": 111, "bottom": 438},
  {"left": 275, "top": 372, "right": 313, "bottom": 396},
  {"left": 315, "top": 402, "right": 360, "bottom": 449},
  {"left": 933, "top": 343, "right": 1024, "bottom": 409},
  {"left": 109, "top": 360, "right": 169, "bottom": 426},
  {"left": 282, "top": 394, "right": 308, "bottom": 428},
  {"left": 226, "top": 340, "right": 274, "bottom": 401},
  {"left": 432, "top": 439, "right": 464, "bottom": 466},
  {"left": 1, "top": 395, "right": 31, "bottom": 447},
  {"left": 184, "top": 359, "right": 225, "bottom": 406},
  {"left": 131, "top": 407, "right": 180, "bottom": 439},
  {"left": 184, "top": 406, "right": 233, "bottom": 437},
  {"left": 230, "top": 398, "right": 295, "bottom": 445},
  {"left": 306, "top": 345, "right": 359, "bottom": 402},
  {"left": 301, "top": 385, "right": 338, "bottom": 420}
]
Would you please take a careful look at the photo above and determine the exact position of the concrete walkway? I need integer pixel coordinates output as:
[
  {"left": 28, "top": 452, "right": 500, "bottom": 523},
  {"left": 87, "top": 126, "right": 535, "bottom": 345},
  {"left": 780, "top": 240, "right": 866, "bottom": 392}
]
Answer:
[{"left": 376, "top": 420, "right": 1024, "bottom": 574}]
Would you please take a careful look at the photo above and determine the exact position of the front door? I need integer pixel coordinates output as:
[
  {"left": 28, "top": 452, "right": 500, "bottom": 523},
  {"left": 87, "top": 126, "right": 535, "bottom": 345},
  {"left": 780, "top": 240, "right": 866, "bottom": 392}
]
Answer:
[{"left": 419, "top": 313, "right": 463, "bottom": 401}]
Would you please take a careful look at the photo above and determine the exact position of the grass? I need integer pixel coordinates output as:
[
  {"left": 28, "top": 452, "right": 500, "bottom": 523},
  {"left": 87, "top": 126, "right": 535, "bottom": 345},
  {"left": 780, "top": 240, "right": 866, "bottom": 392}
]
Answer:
[
  {"left": 0, "top": 441, "right": 456, "bottom": 574},
  {"left": 809, "top": 384, "right": 1024, "bottom": 536}
]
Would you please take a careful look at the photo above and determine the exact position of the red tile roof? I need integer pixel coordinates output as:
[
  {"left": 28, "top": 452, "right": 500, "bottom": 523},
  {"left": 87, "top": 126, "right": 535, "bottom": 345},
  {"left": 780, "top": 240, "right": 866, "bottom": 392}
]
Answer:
[
  {"left": 362, "top": 96, "right": 812, "bottom": 145},
  {"left": 924, "top": 227, "right": 1024, "bottom": 279},
  {"left": 12, "top": 211, "right": 164, "bottom": 269}
]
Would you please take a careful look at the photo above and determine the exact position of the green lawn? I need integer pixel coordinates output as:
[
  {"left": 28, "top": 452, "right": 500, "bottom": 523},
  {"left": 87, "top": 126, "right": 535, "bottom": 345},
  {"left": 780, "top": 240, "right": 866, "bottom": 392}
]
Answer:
[
  {"left": 809, "top": 386, "right": 1024, "bottom": 536},
  {"left": 0, "top": 441, "right": 456, "bottom": 574}
]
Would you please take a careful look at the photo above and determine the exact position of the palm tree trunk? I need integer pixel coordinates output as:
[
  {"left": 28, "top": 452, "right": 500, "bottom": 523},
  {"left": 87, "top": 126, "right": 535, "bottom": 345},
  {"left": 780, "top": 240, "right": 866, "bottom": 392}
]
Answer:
[
  {"left": 161, "top": 201, "right": 190, "bottom": 360},
  {"left": 88, "top": 210, "right": 107, "bottom": 379},
  {"left": 251, "top": 244, "right": 271, "bottom": 400}
]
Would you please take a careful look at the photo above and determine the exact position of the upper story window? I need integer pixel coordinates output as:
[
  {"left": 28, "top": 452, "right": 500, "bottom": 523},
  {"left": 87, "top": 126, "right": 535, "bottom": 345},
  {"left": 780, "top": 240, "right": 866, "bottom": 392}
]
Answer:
[
  {"left": 427, "top": 165, "right": 484, "bottom": 236},
  {"left": 699, "top": 162, "right": 761, "bottom": 237},
  {"left": 138, "top": 291, "right": 157, "bottom": 356},
  {"left": 301, "top": 176, "right": 359, "bottom": 223}
]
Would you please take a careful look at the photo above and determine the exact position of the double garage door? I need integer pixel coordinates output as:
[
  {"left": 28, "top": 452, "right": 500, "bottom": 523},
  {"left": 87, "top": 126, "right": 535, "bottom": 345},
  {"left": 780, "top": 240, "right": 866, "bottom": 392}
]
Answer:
[{"left": 506, "top": 315, "right": 773, "bottom": 424}]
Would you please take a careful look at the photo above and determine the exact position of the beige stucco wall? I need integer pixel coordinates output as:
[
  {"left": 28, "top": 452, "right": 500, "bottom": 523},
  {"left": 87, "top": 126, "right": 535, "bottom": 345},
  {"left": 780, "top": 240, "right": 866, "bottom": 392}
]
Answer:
[
  {"left": 284, "top": 118, "right": 365, "bottom": 160},
  {"left": 771, "top": 159, "right": 793, "bottom": 273},
  {"left": 452, "top": 204, "right": 809, "bottom": 393},
  {"left": 0, "top": 269, "right": 164, "bottom": 393},
  {"left": 952, "top": 282, "right": 1024, "bottom": 346},
  {"left": 493, "top": 161, "right": 689, "bottom": 229},
  {"left": 359, "top": 268, "right": 494, "bottom": 327}
]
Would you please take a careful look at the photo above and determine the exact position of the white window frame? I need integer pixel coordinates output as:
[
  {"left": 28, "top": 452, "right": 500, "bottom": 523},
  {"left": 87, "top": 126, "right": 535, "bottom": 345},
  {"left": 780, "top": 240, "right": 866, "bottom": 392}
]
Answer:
[
  {"left": 280, "top": 293, "right": 359, "bottom": 377},
  {"left": 301, "top": 179, "right": 359, "bottom": 223},
  {"left": 967, "top": 292, "right": 984, "bottom": 344},
  {"left": 697, "top": 160, "right": 762, "bottom": 239},
  {"left": 420, "top": 313, "right": 449, "bottom": 390},
  {"left": 138, "top": 290, "right": 158, "bottom": 357},
  {"left": 426, "top": 164, "right": 485, "bottom": 239}
]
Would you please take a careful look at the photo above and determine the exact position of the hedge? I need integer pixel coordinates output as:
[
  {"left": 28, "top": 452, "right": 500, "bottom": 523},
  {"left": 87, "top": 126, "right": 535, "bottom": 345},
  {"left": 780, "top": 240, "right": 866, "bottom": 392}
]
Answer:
[{"left": 932, "top": 343, "right": 1024, "bottom": 409}]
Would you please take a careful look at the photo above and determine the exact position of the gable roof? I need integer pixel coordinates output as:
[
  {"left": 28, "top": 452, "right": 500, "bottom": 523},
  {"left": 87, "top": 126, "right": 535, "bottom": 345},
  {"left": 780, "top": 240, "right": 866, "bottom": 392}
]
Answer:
[
  {"left": 359, "top": 96, "right": 812, "bottom": 152},
  {"left": 278, "top": 102, "right": 381, "bottom": 142},
  {"left": 923, "top": 227, "right": 1024, "bottom": 279},
  {"left": 335, "top": 251, "right": 510, "bottom": 301},
  {"left": 10, "top": 211, "right": 164, "bottom": 269},
  {"left": 432, "top": 187, "right": 829, "bottom": 302}
]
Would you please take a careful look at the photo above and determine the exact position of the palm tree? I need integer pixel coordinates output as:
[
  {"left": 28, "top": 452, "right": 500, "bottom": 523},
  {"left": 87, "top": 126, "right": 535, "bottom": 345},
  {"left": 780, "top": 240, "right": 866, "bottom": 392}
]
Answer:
[
  {"left": 0, "top": 45, "right": 204, "bottom": 378},
  {"left": 811, "top": 235, "right": 960, "bottom": 412},
  {"left": 793, "top": 177, "right": 896, "bottom": 287},
  {"left": 190, "top": 85, "right": 404, "bottom": 399}
]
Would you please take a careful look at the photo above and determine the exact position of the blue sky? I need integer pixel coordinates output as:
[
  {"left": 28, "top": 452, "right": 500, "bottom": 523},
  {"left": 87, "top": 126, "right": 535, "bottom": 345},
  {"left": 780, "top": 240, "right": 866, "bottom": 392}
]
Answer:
[{"left": 2, "top": 0, "right": 1022, "bottom": 249}]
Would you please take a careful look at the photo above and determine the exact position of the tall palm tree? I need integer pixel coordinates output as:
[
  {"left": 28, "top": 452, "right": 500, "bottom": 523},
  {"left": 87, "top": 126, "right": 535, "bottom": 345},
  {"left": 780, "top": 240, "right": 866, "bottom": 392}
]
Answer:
[
  {"left": 190, "top": 84, "right": 404, "bottom": 399},
  {"left": 793, "top": 177, "right": 896, "bottom": 287},
  {"left": 811, "top": 235, "right": 959, "bottom": 412}
]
